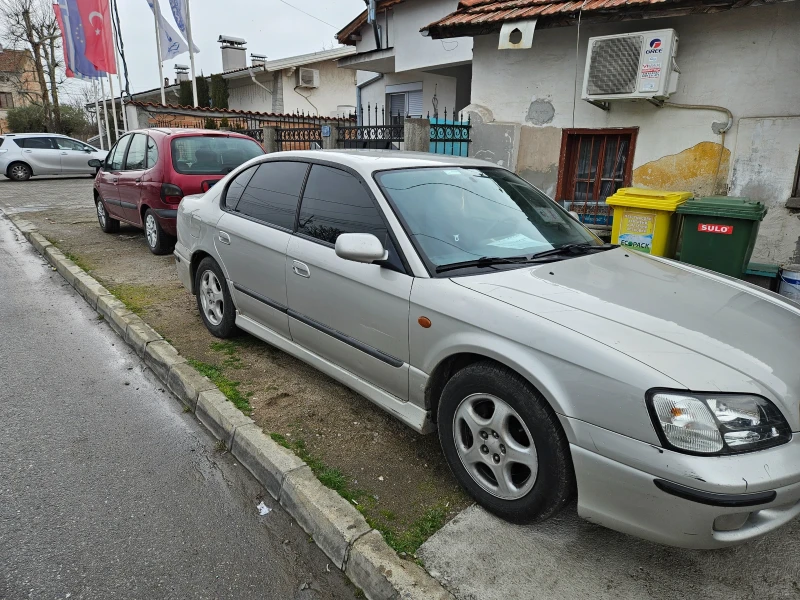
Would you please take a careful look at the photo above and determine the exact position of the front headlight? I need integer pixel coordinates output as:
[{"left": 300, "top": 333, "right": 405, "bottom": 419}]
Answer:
[{"left": 646, "top": 390, "right": 792, "bottom": 455}]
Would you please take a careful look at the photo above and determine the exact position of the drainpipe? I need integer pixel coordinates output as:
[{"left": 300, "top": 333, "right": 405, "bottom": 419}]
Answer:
[
  {"left": 249, "top": 68, "right": 272, "bottom": 96},
  {"left": 356, "top": 73, "right": 383, "bottom": 125}
]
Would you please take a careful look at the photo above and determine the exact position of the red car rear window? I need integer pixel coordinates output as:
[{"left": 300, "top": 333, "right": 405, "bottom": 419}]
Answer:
[{"left": 170, "top": 135, "right": 264, "bottom": 175}]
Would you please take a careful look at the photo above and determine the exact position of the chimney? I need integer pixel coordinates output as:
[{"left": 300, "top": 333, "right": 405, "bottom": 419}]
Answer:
[
  {"left": 250, "top": 53, "right": 266, "bottom": 68},
  {"left": 175, "top": 64, "right": 190, "bottom": 83},
  {"left": 218, "top": 35, "right": 247, "bottom": 72}
]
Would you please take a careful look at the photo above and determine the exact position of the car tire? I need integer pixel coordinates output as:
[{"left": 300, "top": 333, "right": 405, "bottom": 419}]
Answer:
[
  {"left": 437, "top": 361, "right": 575, "bottom": 524},
  {"left": 194, "top": 257, "right": 238, "bottom": 338},
  {"left": 95, "top": 196, "right": 120, "bottom": 233},
  {"left": 8, "top": 162, "right": 32, "bottom": 181},
  {"left": 143, "top": 208, "right": 175, "bottom": 255}
]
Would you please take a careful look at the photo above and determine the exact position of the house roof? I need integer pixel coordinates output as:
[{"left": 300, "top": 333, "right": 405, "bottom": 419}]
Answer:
[
  {"left": 0, "top": 48, "right": 30, "bottom": 73},
  {"left": 129, "top": 100, "right": 346, "bottom": 121},
  {"left": 422, "top": 0, "right": 794, "bottom": 38},
  {"left": 222, "top": 46, "right": 357, "bottom": 79},
  {"left": 336, "top": 0, "right": 408, "bottom": 45}
]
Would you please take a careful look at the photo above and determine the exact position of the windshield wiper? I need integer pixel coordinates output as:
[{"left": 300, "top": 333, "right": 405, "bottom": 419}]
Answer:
[
  {"left": 435, "top": 255, "right": 531, "bottom": 274},
  {"left": 529, "top": 243, "right": 617, "bottom": 260}
]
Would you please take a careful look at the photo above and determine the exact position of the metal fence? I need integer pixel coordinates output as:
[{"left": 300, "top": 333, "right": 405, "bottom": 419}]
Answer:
[
  {"left": 149, "top": 114, "right": 268, "bottom": 142},
  {"left": 429, "top": 108, "right": 471, "bottom": 157},
  {"left": 275, "top": 113, "right": 327, "bottom": 151},
  {"left": 337, "top": 104, "right": 404, "bottom": 150}
]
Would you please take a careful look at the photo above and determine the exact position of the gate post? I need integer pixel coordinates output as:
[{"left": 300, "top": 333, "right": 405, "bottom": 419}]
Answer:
[
  {"left": 403, "top": 118, "right": 430, "bottom": 153},
  {"left": 262, "top": 126, "right": 278, "bottom": 153},
  {"left": 321, "top": 124, "right": 338, "bottom": 150}
]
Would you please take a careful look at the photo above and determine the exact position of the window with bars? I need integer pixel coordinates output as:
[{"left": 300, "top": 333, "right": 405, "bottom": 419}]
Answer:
[
  {"left": 557, "top": 129, "right": 636, "bottom": 204},
  {"left": 0, "top": 92, "right": 14, "bottom": 109}
]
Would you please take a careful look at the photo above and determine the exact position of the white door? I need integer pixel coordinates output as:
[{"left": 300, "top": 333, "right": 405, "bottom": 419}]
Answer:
[
  {"left": 19, "top": 137, "right": 62, "bottom": 174},
  {"left": 54, "top": 137, "right": 95, "bottom": 174},
  {"left": 214, "top": 160, "right": 309, "bottom": 339},
  {"left": 285, "top": 164, "right": 412, "bottom": 400}
]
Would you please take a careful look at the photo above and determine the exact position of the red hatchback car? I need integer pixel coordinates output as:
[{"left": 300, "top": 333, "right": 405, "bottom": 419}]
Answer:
[{"left": 92, "top": 128, "right": 264, "bottom": 254}]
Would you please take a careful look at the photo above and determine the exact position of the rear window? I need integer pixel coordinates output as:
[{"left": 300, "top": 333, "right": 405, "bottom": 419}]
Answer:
[{"left": 170, "top": 136, "right": 263, "bottom": 175}]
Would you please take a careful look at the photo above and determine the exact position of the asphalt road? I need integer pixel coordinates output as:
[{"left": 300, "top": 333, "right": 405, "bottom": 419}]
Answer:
[{"left": 0, "top": 213, "right": 356, "bottom": 599}]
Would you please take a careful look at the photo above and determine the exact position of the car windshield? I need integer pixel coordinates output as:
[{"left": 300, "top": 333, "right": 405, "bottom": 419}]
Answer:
[
  {"left": 171, "top": 135, "right": 263, "bottom": 175},
  {"left": 375, "top": 167, "right": 601, "bottom": 268}
]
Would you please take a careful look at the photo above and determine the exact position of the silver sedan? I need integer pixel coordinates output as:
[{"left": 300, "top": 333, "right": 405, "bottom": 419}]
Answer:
[{"left": 174, "top": 150, "right": 800, "bottom": 549}]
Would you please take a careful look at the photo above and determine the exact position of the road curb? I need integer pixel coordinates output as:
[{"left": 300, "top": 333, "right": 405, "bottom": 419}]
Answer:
[{"left": 7, "top": 213, "right": 454, "bottom": 600}]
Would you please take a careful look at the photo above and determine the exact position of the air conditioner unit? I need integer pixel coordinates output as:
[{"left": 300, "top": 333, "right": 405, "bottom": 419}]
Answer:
[
  {"left": 582, "top": 29, "right": 679, "bottom": 103},
  {"left": 296, "top": 68, "right": 320, "bottom": 89}
]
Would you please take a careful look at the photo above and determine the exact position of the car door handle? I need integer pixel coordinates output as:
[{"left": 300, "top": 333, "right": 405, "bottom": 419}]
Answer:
[
  {"left": 60, "top": 151, "right": 68, "bottom": 155},
  {"left": 112, "top": 178, "right": 119, "bottom": 184},
  {"left": 218, "top": 231, "right": 231, "bottom": 245},
  {"left": 135, "top": 178, "right": 142, "bottom": 185},
  {"left": 292, "top": 260, "right": 310, "bottom": 278},
  {"left": 23, "top": 149, "right": 32, "bottom": 153}
]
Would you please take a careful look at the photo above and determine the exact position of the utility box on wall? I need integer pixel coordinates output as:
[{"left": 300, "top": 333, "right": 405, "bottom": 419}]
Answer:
[{"left": 582, "top": 29, "right": 679, "bottom": 102}]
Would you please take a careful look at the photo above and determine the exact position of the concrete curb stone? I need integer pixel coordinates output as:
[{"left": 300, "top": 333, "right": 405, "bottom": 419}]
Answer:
[
  {"left": 124, "top": 318, "right": 163, "bottom": 357},
  {"left": 144, "top": 340, "right": 186, "bottom": 382},
  {"left": 231, "top": 424, "right": 306, "bottom": 500},
  {"left": 167, "top": 362, "right": 216, "bottom": 411},
  {"left": 346, "top": 530, "right": 455, "bottom": 600},
  {"left": 8, "top": 214, "right": 453, "bottom": 600},
  {"left": 195, "top": 388, "right": 254, "bottom": 447},
  {"left": 280, "top": 465, "right": 372, "bottom": 570}
]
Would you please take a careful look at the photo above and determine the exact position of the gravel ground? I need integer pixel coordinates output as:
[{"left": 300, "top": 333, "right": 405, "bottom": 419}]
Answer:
[{"left": 0, "top": 176, "right": 470, "bottom": 554}]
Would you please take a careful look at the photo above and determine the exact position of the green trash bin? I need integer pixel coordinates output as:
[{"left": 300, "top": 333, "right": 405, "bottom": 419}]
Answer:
[{"left": 676, "top": 197, "right": 767, "bottom": 278}]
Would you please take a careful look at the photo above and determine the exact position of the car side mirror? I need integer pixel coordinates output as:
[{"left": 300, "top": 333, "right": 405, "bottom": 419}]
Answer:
[
  {"left": 335, "top": 233, "right": 388, "bottom": 264},
  {"left": 88, "top": 158, "right": 103, "bottom": 168}
]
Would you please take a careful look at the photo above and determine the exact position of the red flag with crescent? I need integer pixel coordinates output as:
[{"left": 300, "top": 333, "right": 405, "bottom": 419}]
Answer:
[{"left": 74, "top": 0, "right": 116, "bottom": 74}]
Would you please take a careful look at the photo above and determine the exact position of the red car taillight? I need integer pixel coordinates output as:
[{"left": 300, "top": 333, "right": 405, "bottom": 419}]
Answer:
[{"left": 160, "top": 183, "right": 184, "bottom": 204}]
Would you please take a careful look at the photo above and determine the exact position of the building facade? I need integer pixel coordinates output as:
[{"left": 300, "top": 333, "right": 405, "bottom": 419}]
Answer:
[
  {"left": 0, "top": 46, "right": 35, "bottom": 133},
  {"left": 425, "top": 0, "right": 800, "bottom": 265}
]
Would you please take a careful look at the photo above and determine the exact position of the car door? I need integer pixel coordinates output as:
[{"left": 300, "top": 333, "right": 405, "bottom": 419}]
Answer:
[
  {"left": 117, "top": 133, "right": 148, "bottom": 223},
  {"left": 285, "top": 163, "right": 412, "bottom": 401},
  {"left": 214, "top": 160, "right": 309, "bottom": 339},
  {"left": 19, "top": 137, "right": 62, "bottom": 174},
  {"left": 54, "top": 137, "right": 95, "bottom": 174},
  {"left": 95, "top": 135, "right": 131, "bottom": 219}
]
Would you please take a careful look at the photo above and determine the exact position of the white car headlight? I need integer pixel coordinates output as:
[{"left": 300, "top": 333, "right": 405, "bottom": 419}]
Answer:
[{"left": 646, "top": 390, "right": 791, "bottom": 455}]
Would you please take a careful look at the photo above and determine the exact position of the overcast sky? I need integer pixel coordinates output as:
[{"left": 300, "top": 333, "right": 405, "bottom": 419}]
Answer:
[{"left": 61, "top": 0, "right": 364, "bottom": 101}]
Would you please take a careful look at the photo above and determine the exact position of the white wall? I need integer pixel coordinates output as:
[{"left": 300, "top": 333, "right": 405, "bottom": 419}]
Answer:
[
  {"left": 359, "top": 70, "right": 457, "bottom": 118},
  {"left": 392, "top": 0, "right": 472, "bottom": 73},
  {"left": 468, "top": 2, "right": 800, "bottom": 263},
  {"left": 281, "top": 60, "right": 357, "bottom": 117},
  {"left": 228, "top": 71, "right": 275, "bottom": 113}
]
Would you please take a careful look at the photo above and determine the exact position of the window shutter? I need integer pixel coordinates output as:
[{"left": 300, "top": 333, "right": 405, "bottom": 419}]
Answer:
[
  {"left": 389, "top": 93, "right": 405, "bottom": 118},
  {"left": 407, "top": 90, "right": 423, "bottom": 118}
]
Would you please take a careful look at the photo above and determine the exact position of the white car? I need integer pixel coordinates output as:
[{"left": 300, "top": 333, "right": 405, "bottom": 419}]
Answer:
[{"left": 0, "top": 133, "right": 108, "bottom": 180}]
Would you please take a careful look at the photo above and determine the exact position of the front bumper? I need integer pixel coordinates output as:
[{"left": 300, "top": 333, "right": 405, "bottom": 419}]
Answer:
[{"left": 565, "top": 418, "right": 800, "bottom": 548}]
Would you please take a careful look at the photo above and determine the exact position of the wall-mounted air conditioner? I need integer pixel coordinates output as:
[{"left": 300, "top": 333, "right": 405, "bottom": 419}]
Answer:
[
  {"left": 296, "top": 68, "right": 320, "bottom": 89},
  {"left": 582, "top": 29, "right": 679, "bottom": 103}
]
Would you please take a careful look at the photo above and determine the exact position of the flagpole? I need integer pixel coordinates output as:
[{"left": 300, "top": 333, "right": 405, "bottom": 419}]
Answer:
[
  {"left": 99, "top": 77, "right": 112, "bottom": 148},
  {"left": 93, "top": 79, "right": 104, "bottom": 150},
  {"left": 108, "top": 74, "right": 120, "bottom": 140},
  {"left": 152, "top": 0, "right": 166, "bottom": 104},
  {"left": 111, "top": 0, "right": 128, "bottom": 131},
  {"left": 185, "top": 0, "right": 198, "bottom": 107}
]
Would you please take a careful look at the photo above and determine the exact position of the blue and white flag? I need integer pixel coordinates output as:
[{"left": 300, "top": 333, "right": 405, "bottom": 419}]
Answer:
[
  {"left": 144, "top": 0, "right": 192, "bottom": 61},
  {"left": 168, "top": 0, "right": 200, "bottom": 53},
  {"left": 55, "top": 0, "right": 107, "bottom": 80}
]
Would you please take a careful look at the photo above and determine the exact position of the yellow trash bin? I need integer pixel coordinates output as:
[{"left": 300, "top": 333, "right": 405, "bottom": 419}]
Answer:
[{"left": 605, "top": 188, "right": 692, "bottom": 257}]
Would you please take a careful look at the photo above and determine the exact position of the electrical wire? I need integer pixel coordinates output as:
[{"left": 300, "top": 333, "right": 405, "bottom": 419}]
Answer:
[
  {"left": 276, "top": 0, "right": 337, "bottom": 29},
  {"left": 571, "top": 0, "right": 590, "bottom": 128}
]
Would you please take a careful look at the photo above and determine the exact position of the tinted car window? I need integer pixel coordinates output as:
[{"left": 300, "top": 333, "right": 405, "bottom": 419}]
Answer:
[
  {"left": 223, "top": 165, "right": 258, "bottom": 210},
  {"left": 18, "top": 137, "right": 55, "bottom": 149},
  {"left": 107, "top": 136, "right": 130, "bottom": 171},
  {"left": 235, "top": 161, "right": 307, "bottom": 229},
  {"left": 298, "top": 165, "right": 388, "bottom": 244},
  {"left": 145, "top": 136, "right": 159, "bottom": 168},
  {"left": 171, "top": 136, "right": 263, "bottom": 175},
  {"left": 124, "top": 134, "right": 147, "bottom": 170}
]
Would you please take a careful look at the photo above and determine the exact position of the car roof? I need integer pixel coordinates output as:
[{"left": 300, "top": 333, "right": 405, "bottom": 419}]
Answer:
[
  {"left": 3, "top": 132, "right": 68, "bottom": 137},
  {"left": 142, "top": 128, "right": 257, "bottom": 139},
  {"left": 265, "top": 149, "right": 498, "bottom": 175}
]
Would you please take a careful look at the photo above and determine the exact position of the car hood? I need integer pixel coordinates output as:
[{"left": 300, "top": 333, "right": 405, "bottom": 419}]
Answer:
[{"left": 454, "top": 249, "right": 800, "bottom": 429}]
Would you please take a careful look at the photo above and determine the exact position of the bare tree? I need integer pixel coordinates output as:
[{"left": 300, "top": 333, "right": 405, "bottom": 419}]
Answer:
[{"left": 1, "top": 0, "right": 63, "bottom": 130}]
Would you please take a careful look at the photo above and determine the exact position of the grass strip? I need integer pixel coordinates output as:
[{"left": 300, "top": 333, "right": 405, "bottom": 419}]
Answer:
[{"left": 188, "top": 358, "right": 252, "bottom": 415}]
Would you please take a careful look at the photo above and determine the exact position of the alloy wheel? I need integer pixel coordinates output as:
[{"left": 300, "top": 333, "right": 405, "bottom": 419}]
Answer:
[
  {"left": 10, "top": 164, "right": 29, "bottom": 180},
  {"left": 145, "top": 213, "right": 158, "bottom": 249},
  {"left": 199, "top": 270, "right": 225, "bottom": 326},
  {"left": 453, "top": 393, "right": 538, "bottom": 500},
  {"left": 96, "top": 201, "right": 107, "bottom": 227}
]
